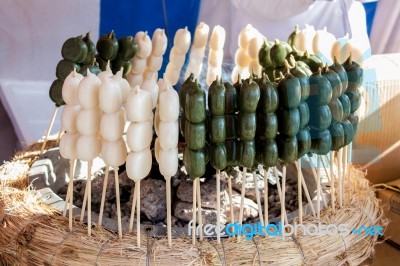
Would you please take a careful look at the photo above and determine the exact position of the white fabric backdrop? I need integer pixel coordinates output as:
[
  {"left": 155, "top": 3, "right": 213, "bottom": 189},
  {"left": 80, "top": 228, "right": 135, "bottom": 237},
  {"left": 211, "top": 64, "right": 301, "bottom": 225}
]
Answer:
[
  {"left": 0, "top": 0, "right": 99, "bottom": 146},
  {"left": 370, "top": 0, "right": 400, "bottom": 54},
  {"left": 198, "top": 0, "right": 370, "bottom": 61},
  {"left": 0, "top": 0, "right": 100, "bottom": 81}
]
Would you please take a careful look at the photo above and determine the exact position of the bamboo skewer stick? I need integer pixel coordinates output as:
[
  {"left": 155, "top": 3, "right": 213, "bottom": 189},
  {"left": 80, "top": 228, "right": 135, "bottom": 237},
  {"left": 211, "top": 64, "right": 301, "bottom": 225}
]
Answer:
[
  {"left": 79, "top": 162, "right": 92, "bottom": 223},
  {"left": 253, "top": 171, "right": 264, "bottom": 226},
  {"left": 320, "top": 156, "right": 331, "bottom": 183},
  {"left": 297, "top": 159, "right": 303, "bottom": 223},
  {"left": 40, "top": 106, "right": 58, "bottom": 155},
  {"left": 56, "top": 127, "right": 63, "bottom": 145},
  {"left": 307, "top": 157, "right": 328, "bottom": 208},
  {"left": 264, "top": 167, "right": 269, "bottom": 226},
  {"left": 281, "top": 165, "right": 287, "bottom": 238},
  {"left": 192, "top": 178, "right": 197, "bottom": 245},
  {"left": 274, "top": 167, "right": 288, "bottom": 225},
  {"left": 227, "top": 174, "right": 235, "bottom": 225},
  {"left": 114, "top": 167, "right": 122, "bottom": 240},
  {"left": 80, "top": 180, "right": 88, "bottom": 222},
  {"left": 317, "top": 156, "right": 321, "bottom": 222},
  {"left": 216, "top": 170, "right": 221, "bottom": 244},
  {"left": 295, "top": 161, "right": 316, "bottom": 217},
  {"left": 129, "top": 183, "right": 139, "bottom": 233},
  {"left": 338, "top": 148, "right": 343, "bottom": 208},
  {"left": 98, "top": 166, "right": 110, "bottom": 226},
  {"left": 196, "top": 178, "right": 203, "bottom": 242},
  {"left": 343, "top": 145, "right": 348, "bottom": 202},
  {"left": 137, "top": 180, "right": 141, "bottom": 247},
  {"left": 165, "top": 176, "right": 172, "bottom": 247},
  {"left": 87, "top": 160, "right": 92, "bottom": 237},
  {"left": 63, "top": 182, "right": 71, "bottom": 217},
  {"left": 330, "top": 151, "right": 336, "bottom": 212},
  {"left": 68, "top": 160, "right": 76, "bottom": 231},
  {"left": 238, "top": 167, "right": 247, "bottom": 243}
]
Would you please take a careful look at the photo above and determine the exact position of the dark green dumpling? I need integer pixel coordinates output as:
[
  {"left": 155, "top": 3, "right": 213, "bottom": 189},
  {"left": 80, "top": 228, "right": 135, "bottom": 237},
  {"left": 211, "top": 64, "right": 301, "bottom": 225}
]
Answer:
[
  {"left": 61, "top": 35, "right": 88, "bottom": 63},
  {"left": 96, "top": 31, "right": 119, "bottom": 61},
  {"left": 49, "top": 79, "right": 65, "bottom": 107}
]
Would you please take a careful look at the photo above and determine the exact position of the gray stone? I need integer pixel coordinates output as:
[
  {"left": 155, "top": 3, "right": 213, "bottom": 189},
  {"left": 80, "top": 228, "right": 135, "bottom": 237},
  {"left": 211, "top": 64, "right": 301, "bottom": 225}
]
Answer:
[
  {"left": 28, "top": 147, "right": 106, "bottom": 194},
  {"left": 174, "top": 201, "right": 227, "bottom": 224},
  {"left": 176, "top": 176, "right": 229, "bottom": 209},
  {"left": 28, "top": 148, "right": 69, "bottom": 194},
  {"left": 226, "top": 190, "right": 259, "bottom": 222},
  {"left": 135, "top": 178, "right": 167, "bottom": 221},
  {"left": 174, "top": 188, "right": 259, "bottom": 224},
  {"left": 222, "top": 168, "right": 265, "bottom": 202},
  {"left": 164, "top": 216, "right": 177, "bottom": 227}
]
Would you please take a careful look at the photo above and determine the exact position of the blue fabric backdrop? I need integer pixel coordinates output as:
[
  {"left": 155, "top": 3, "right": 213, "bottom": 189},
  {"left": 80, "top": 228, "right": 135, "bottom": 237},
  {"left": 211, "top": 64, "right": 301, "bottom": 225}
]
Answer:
[{"left": 100, "top": 0, "right": 201, "bottom": 73}]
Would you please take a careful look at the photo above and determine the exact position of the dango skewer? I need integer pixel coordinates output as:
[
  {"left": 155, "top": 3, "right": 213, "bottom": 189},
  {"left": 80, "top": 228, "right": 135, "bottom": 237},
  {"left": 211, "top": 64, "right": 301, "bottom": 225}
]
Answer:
[
  {"left": 126, "top": 85, "right": 153, "bottom": 247},
  {"left": 157, "top": 79, "right": 179, "bottom": 247}
]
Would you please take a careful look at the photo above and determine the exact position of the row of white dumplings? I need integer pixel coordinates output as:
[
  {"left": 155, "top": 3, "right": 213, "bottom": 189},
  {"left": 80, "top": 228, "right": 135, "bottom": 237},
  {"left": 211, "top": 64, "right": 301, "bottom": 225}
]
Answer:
[{"left": 59, "top": 66, "right": 179, "bottom": 182}]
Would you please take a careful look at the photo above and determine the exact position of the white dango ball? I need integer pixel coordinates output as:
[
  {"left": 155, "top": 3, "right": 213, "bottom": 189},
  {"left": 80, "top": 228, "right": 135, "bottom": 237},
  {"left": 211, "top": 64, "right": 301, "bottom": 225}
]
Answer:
[
  {"left": 141, "top": 74, "right": 159, "bottom": 109},
  {"left": 165, "top": 64, "right": 181, "bottom": 85},
  {"left": 238, "top": 24, "right": 256, "bottom": 49},
  {"left": 234, "top": 48, "right": 251, "bottom": 67},
  {"left": 185, "top": 64, "right": 202, "bottom": 80},
  {"left": 248, "top": 35, "right": 264, "bottom": 59},
  {"left": 126, "top": 149, "right": 152, "bottom": 182},
  {"left": 154, "top": 107, "right": 160, "bottom": 135},
  {"left": 174, "top": 27, "right": 191, "bottom": 54},
  {"left": 151, "top": 29, "right": 168, "bottom": 56},
  {"left": 76, "top": 135, "right": 101, "bottom": 161},
  {"left": 206, "top": 65, "right": 222, "bottom": 86},
  {"left": 143, "top": 70, "right": 155, "bottom": 82},
  {"left": 208, "top": 49, "right": 224, "bottom": 67},
  {"left": 131, "top": 57, "right": 147, "bottom": 74},
  {"left": 189, "top": 47, "right": 205, "bottom": 65},
  {"left": 296, "top": 24, "right": 316, "bottom": 54},
  {"left": 76, "top": 107, "right": 101, "bottom": 136},
  {"left": 135, "top": 31, "right": 152, "bottom": 59},
  {"left": 61, "top": 105, "right": 80, "bottom": 133},
  {"left": 100, "top": 109, "right": 125, "bottom": 142},
  {"left": 159, "top": 88, "right": 179, "bottom": 122},
  {"left": 99, "top": 76, "right": 122, "bottom": 114},
  {"left": 157, "top": 78, "right": 168, "bottom": 94},
  {"left": 126, "top": 121, "right": 153, "bottom": 152},
  {"left": 209, "top": 25, "right": 226, "bottom": 51},
  {"left": 97, "top": 62, "right": 113, "bottom": 80},
  {"left": 239, "top": 67, "right": 250, "bottom": 80},
  {"left": 193, "top": 22, "right": 209, "bottom": 48},
  {"left": 313, "top": 27, "right": 336, "bottom": 64},
  {"left": 62, "top": 69, "right": 84, "bottom": 105},
  {"left": 154, "top": 137, "right": 161, "bottom": 163},
  {"left": 231, "top": 66, "right": 241, "bottom": 83},
  {"left": 126, "top": 86, "right": 152, "bottom": 122},
  {"left": 147, "top": 55, "right": 163, "bottom": 72},
  {"left": 169, "top": 47, "right": 186, "bottom": 69},
  {"left": 112, "top": 69, "right": 131, "bottom": 103},
  {"left": 59, "top": 132, "right": 79, "bottom": 160},
  {"left": 331, "top": 34, "right": 350, "bottom": 64},
  {"left": 231, "top": 66, "right": 249, "bottom": 83},
  {"left": 159, "top": 148, "right": 178, "bottom": 177},
  {"left": 159, "top": 121, "right": 179, "bottom": 150},
  {"left": 249, "top": 60, "right": 262, "bottom": 77},
  {"left": 126, "top": 72, "right": 143, "bottom": 88},
  {"left": 77, "top": 70, "right": 101, "bottom": 109},
  {"left": 101, "top": 138, "right": 127, "bottom": 167}
]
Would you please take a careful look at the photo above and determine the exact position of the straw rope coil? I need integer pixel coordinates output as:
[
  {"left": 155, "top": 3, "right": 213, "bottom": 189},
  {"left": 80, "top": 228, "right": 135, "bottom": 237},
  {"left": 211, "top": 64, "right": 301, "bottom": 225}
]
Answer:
[{"left": 0, "top": 141, "right": 386, "bottom": 265}]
